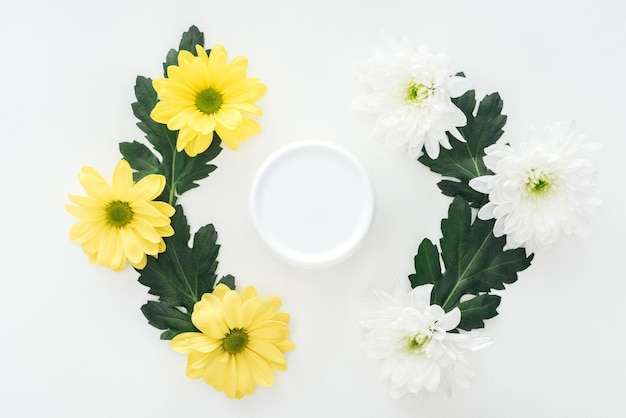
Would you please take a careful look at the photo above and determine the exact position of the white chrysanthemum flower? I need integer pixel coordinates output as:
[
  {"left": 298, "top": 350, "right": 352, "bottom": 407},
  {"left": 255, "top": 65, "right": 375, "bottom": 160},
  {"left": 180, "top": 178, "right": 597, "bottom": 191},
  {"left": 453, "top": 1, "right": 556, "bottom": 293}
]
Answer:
[
  {"left": 355, "top": 35, "right": 472, "bottom": 158},
  {"left": 469, "top": 121, "right": 601, "bottom": 253},
  {"left": 360, "top": 279, "right": 492, "bottom": 398}
]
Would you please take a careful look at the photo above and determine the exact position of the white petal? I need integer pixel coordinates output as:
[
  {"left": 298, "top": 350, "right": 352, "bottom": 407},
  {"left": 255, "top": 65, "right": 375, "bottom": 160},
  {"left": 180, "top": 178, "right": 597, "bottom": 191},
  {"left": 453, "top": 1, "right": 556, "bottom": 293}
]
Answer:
[
  {"left": 444, "top": 75, "right": 472, "bottom": 97},
  {"left": 469, "top": 176, "right": 491, "bottom": 193},
  {"left": 407, "top": 284, "right": 434, "bottom": 311},
  {"left": 436, "top": 307, "right": 461, "bottom": 331}
]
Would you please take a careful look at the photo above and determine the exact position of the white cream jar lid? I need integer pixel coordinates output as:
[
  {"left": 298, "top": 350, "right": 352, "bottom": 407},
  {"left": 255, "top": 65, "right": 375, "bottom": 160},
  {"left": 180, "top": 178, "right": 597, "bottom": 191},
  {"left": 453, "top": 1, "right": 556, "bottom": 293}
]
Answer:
[{"left": 250, "top": 140, "right": 374, "bottom": 268}]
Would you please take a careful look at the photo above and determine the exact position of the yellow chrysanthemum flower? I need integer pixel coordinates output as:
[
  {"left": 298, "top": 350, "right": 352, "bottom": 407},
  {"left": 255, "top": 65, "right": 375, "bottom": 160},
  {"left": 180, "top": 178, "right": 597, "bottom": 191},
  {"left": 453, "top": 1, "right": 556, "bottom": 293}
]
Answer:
[
  {"left": 151, "top": 44, "right": 267, "bottom": 156},
  {"left": 66, "top": 160, "right": 175, "bottom": 272},
  {"left": 171, "top": 284, "right": 295, "bottom": 399}
]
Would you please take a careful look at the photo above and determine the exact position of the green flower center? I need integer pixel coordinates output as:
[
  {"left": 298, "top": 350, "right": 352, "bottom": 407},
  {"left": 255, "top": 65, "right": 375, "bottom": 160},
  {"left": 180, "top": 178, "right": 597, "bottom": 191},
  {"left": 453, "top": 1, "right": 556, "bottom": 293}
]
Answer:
[
  {"left": 105, "top": 200, "right": 133, "bottom": 227},
  {"left": 526, "top": 168, "right": 553, "bottom": 195},
  {"left": 407, "top": 82, "right": 431, "bottom": 104},
  {"left": 407, "top": 333, "right": 430, "bottom": 352},
  {"left": 222, "top": 328, "right": 249, "bottom": 354},
  {"left": 196, "top": 88, "right": 223, "bottom": 114}
]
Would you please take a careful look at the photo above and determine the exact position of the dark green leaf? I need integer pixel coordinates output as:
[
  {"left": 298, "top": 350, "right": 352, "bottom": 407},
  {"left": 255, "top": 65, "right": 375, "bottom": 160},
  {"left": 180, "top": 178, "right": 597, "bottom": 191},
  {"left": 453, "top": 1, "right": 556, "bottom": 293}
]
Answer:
[
  {"left": 409, "top": 238, "right": 441, "bottom": 288},
  {"left": 418, "top": 91, "right": 506, "bottom": 207},
  {"left": 432, "top": 197, "right": 533, "bottom": 312},
  {"left": 119, "top": 141, "right": 161, "bottom": 181},
  {"left": 172, "top": 138, "right": 221, "bottom": 195},
  {"left": 217, "top": 274, "right": 236, "bottom": 290},
  {"left": 162, "top": 49, "right": 179, "bottom": 76},
  {"left": 138, "top": 205, "right": 224, "bottom": 314},
  {"left": 140, "top": 300, "right": 199, "bottom": 340},
  {"left": 190, "top": 223, "right": 220, "bottom": 291},
  {"left": 457, "top": 294, "right": 501, "bottom": 330},
  {"left": 437, "top": 179, "right": 488, "bottom": 209},
  {"left": 178, "top": 25, "right": 204, "bottom": 54}
]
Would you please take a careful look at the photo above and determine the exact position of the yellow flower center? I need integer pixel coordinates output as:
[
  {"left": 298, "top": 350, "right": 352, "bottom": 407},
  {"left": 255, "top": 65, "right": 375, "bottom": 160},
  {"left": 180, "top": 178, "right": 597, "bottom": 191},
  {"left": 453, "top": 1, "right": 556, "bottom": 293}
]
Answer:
[
  {"left": 222, "top": 328, "right": 249, "bottom": 354},
  {"left": 196, "top": 88, "right": 223, "bottom": 114},
  {"left": 407, "top": 82, "right": 431, "bottom": 104},
  {"left": 105, "top": 200, "right": 134, "bottom": 227}
]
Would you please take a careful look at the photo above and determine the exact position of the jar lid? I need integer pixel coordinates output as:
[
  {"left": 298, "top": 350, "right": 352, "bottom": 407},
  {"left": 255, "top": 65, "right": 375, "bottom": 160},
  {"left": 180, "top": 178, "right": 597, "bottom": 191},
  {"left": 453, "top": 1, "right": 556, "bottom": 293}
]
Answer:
[{"left": 250, "top": 140, "right": 374, "bottom": 268}]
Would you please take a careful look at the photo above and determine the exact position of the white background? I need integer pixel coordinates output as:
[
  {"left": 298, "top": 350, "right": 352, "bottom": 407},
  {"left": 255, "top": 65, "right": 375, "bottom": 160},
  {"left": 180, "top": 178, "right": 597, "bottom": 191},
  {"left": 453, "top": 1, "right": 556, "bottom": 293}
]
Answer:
[{"left": 2, "top": 0, "right": 625, "bottom": 417}]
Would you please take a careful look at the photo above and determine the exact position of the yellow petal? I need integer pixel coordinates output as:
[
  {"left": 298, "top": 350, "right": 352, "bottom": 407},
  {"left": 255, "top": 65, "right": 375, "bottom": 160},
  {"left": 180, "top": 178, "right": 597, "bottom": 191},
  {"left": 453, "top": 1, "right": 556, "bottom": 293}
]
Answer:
[
  {"left": 69, "top": 219, "right": 105, "bottom": 244},
  {"left": 202, "top": 351, "right": 230, "bottom": 388},
  {"left": 130, "top": 217, "right": 163, "bottom": 244},
  {"left": 274, "top": 339, "right": 295, "bottom": 354},
  {"left": 131, "top": 200, "right": 166, "bottom": 220},
  {"left": 185, "top": 351, "right": 213, "bottom": 378},
  {"left": 174, "top": 49, "right": 196, "bottom": 69},
  {"left": 186, "top": 53, "right": 211, "bottom": 91},
  {"left": 221, "top": 102, "right": 263, "bottom": 116},
  {"left": 151, "top": 201, "right": 175, "bottom": 217},
  {"left": 222, "top": 290, "right": 243, "bottom": 329},
  {"left": 212, "top": 284, "right": 231, "bottom": 300},
  {"left": 214, "top": 107, "right": 243, "bottom": 130},
  {"left": 272, "top": 311, "right": 291, "bottom": 323},
  {"left": 193, "top": 300, "right": 230, "bottom": 339},
  {"left": 151, "top": 100, "right": 185, "bottom": 124},
  {"left": 154, "top": 224, "right": 174, "bottom": 239},
  {"left": 189, "top": 132, "right": 214, "bottom": 156},
  {"left": 97, "top": 226, "right": 123, "bottom": 269},
  {"left": 67, "top": 194, "right": 102, "bottom": 210},
  {"left": 222, "top": 355, "right": 239, "bottom": 398},
  {"left": 240, "top": 286, "right": 258, "bottom": 301},
  {"left": 247, "top": 340, "right": 286, "bottom": 366},
  {"left": 129, "top": 254, "right": 147, "bottom": 270},
  {"left": 240, "top": 349, "right": 275, "bottom": 387},
  {"left": 130, "top": 174, "right": 166, "bottom": 202},
  {"left": 241, "top": 298, "right": 261, "bottom": 329},
  {"left": 170, "top": 332, "right": 220, "bottom": 353},
  {"left": 78, "top": 170, "right": 115, "bottom": 203},
  {"left": 194, "top": 44, "right": 209, "bottom": 62},
  {"left": 207, "top": 44, "right": 228, "bottom": 77},
  {"left": 247, "top": 296, "right": 281, "bottom": 328},
  {"left": 65, "top": 203, "right": 104, "bottom": 222},
  {"left": 119, "top": 227, "right": 144, "bottom": 264},
  {"left": 167, "top": 107, "right": 199, "bottom": 131},
  {"left": 176, "top": 126, "right": 199, "bottom": 152},
  {"left": 214, "top": 60, "right": 247, "bottom": 91},
  {"left": 222, "top": 80, "right": 267, "bottom": 107},
  {"left": 112, "top": 160, "right": 133, "bottom": 195},
  {"left": 248, "top": 323, "right": 290, "bottom": 342},
  {"left": 215, "top": 116, "right": 260, "bottom": 149},
  {"left": 186, "top": 111, "right": 217, "bottom": 135},
  {"left": 234, "top": 354, "right": 256, "bottom": 397}
]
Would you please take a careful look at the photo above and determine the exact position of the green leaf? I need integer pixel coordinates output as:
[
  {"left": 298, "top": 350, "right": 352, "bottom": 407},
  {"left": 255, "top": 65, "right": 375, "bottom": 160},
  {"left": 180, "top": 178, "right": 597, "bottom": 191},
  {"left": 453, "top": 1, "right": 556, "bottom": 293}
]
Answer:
[
  {"left": 408, "top": 197, "right": 532, "bottom": 330},
  {"left": 408, "top": 238, "right": 441, "bottom": 288},
  {"left": 437, "top": 179, "right": 489, "bottom": 209},
  {"left": 119, "top": 141, "right": 161, "bottom": 179},
  {"left": 163, "top": 49, "right": 178, "bottom": 76},
  {"left": 140, "top": 300, "right": 199, "bottom": 340},
  {"left": 217, "top": 274, "right": 236, "bottom": 290},
  {"left": 418, "top": 90, "right": 507, "bottom": 207},
  {"left": 457, "top": 294, "right": 501, "bottom": 330},
  {"left": 178, "top": 25, "right": 205, "bottom": 54},
  {"left": 138, "top": 205, "right": 218, "bottom": 311},
  {"left": 122, "top": 75, "right": 223, "bottom": 205},
  {"left": 138, "top": 205, "right": 233, "bottom": 338},
  {"left": 432, "top": 196, "right": 533, "bottom": 312}
]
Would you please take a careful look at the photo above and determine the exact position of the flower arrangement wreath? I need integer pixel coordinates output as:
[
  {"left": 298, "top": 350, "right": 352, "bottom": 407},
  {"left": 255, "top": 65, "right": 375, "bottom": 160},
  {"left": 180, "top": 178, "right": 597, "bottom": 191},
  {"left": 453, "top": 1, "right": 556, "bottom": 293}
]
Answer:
[{"left": 66, "top": 26, "right": 600, "bottom": 400}]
